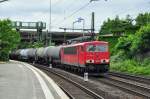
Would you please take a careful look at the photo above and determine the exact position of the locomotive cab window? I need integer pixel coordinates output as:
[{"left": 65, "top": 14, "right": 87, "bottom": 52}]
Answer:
[{"left": 86, "top": 45, "right": 108, "bottom": 52}]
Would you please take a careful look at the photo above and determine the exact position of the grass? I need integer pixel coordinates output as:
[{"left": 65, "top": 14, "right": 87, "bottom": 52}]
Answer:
[{"left": 110, "top": 58, "right": 150, "bottom": 76}]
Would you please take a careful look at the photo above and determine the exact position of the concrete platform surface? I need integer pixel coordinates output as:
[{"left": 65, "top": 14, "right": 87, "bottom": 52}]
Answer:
[{"left": 0, "top": 60, "right": 69, "bottom": 99}]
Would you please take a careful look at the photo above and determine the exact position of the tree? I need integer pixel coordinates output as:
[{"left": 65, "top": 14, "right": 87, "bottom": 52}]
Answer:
[
  {"left": 0, "top": 19, "right": 20, "bottom": 61},
  {"left": 99, "top": 15, "right": 135, "bottom": 36},
  {"left": 131, "top": 23, "right": 150, "bottom": 54},
  {"left": 136, "top": 13, "right": 150, "bottom": 27},
  {"left": 115, "top": 23, "right": 150, "bottom": 58}
]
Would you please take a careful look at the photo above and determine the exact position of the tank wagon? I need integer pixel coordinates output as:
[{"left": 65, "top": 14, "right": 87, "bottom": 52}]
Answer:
[{"left": 10, "top": 41, "right": 110, "bottom": 74}]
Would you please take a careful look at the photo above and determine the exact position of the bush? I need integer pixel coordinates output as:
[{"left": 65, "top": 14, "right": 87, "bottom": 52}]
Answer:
[
  {"left": 131, "top": 24, "right": 150, "bottom": 54},
  {"left": 142, "top": 57, "right": 150, "bottom": 66},
  {"left": 115, "top": 24, "right": 150, "bottom": 58},
  {"left": 110, "top": 59, "right": 150, "bottom": 76},
  {"left": 110, "top": 24, "right": 150, "bottom": 76}
]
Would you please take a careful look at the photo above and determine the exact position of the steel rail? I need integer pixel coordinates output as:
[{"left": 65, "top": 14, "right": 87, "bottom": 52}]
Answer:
[
  {"left": 59, "top": 85, "right": 75, "bottom": 99},
  {"left": 107, "top": 77, "right": 150, "bottom": 93},
  {"left": 109, "top": 71, "right": 150, "bottom": 85},
  {"left": 35, "top": 64, "right": 104, "bottom": 99},
  {"left": 96, "top": 78, "right": 150, "bottom": 98}
]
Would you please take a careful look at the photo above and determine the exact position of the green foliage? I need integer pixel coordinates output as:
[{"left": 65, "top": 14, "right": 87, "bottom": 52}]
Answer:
[
  {"left": 32, "top": 41, "right": 44, "bottom": 48},
  {"left": 115, "top": 24, "right": 150, "bottom": 58},
  {"left": 18, "top": 41, "right": 44, "bottom": 49},
  {"left": 98, "top": 36, "right": 119, "bottom": 54},
  {"left": 18, "top": 40, "right": 56, "bottom": 49},
  {"left": 110, "top": 58, "right": 150, "bottom": 76},
  {"left": 99, "top": 12, "right": 150, "bottom": 76},
  {"left": 0, "top": 19, "right": 20, "bottom": 61},
  {"left": 110, "top": 23, "right": 150, "bottom": 76},
  {"left": 99, "top": 15, "right": 136, "bottom": 35},
  {"left": 142, "top": 57, "right": 150, "bottom": 66},
  {"left": 136, "top": 13, "right": 150, "bottom": 27},
  {"left": 110, "top": 51, "right": 127, "bottom": 62},
  {"left": 131, "top": 24, "right": 150, "bottom": 54},
  {"left": 115, "top": 35, "right": 135, "bottom": 57}
]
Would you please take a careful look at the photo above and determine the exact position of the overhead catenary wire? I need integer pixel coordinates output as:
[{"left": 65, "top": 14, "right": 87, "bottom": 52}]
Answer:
[
  {"left": 64, "top": 2, "right": 90, "bottom": 21},
  {"left": 53, "top": 2, "right": 91, "bottom": 26},
  {"left": 51, "top": 0, "right": 77, "bottom": 23},
  {"left": 52, "top": 0, "right": 103, "bottom": 30},
  {"left": 51, "top": 0, "right": 107, "bottom": 31}
]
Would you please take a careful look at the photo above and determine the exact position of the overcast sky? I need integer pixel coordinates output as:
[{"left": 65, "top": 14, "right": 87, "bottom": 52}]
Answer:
[{"left": 0, "top": 0, "right": 150, "bottom": 32}]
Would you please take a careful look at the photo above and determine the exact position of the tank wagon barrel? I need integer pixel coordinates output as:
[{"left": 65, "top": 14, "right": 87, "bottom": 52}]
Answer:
[
  {"left": 28, "top": 48, "right": 36, "bottom": 58},
  {"left": 20, "top": 49, "right": 30, "bottom": 60},
  {"left": 42, "top": 47, "right": 49, "bottom": 58},
  {"left": 45, "top": 46, "right": 54, "bottom": 58},
  {"left": 15, "top": 49, "right": 21, "bottom": 56},
  {"left": 46, "top": 46, "right": 62, "bottom": 59},
  {"left": 36, "top": 48, "right": 45, "bottom": 58}
]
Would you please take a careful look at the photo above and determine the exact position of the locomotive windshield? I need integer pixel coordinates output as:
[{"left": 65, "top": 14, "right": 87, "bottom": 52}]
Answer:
[{"left": 86, "top": 45, "right": 108, "bottom": 52}]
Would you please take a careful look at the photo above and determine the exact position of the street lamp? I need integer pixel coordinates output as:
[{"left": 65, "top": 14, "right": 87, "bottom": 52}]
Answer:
[
  {"left": 72, "top": 20, "right": 80, "bottom": 32},
  {"left": 72, "top": 17, "right": 85, "bottom": 37},
  {"left": 77, "top": 17, "right": 85, "bottom": 37},
  {"left": 78, "top": 17, "right": 85, "bottom": 30}
]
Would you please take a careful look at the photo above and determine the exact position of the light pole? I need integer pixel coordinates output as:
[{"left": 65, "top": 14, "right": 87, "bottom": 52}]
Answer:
[
  {"left": 77, "top": 17, "right": 85, "bottom": 37},
  {"left": 49, "top": 0, "right": 51, "bottom": 31},
  {"left": 72, "top": 20, "right": 80, "bottom": 32},
  {"left": 49, "top": 0, "right": 52, "bottom": 45}
]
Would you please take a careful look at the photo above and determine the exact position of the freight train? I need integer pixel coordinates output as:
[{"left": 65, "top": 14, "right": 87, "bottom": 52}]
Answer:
[{"left": 10, "top": 41, "right": 110, "bottom": 74}]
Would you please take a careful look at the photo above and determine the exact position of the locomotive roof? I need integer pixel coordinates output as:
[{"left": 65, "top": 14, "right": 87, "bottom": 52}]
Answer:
[{"left": 63, "top": 41, "right": 108, "bottom": 47}]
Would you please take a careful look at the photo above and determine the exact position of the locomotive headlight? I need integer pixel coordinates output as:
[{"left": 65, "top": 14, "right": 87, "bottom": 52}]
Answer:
[
  {"left": 101, "top": 60, "right": 105, "bottom": 63},
  {"left": 86, "top": 60, "right": 94, "bottom": 63},
  {"left": 101, "top": 59, "right": 109, "bottom": 63},
  {"left": 105, "top": 59, "right": 109, "bottom": 63}
]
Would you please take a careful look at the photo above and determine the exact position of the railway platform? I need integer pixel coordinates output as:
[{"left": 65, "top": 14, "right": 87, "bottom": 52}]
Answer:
[{"left": 0, "top": 60, "right": 69, "bottom": 99}]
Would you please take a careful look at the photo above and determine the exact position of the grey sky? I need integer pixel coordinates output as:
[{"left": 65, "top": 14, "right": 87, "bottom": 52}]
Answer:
[{"left": 0, "top": 0, "right": 150, "bottom": 32}]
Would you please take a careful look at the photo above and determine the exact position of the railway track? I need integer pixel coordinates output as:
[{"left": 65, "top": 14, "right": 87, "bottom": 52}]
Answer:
[
  {"left": 93, "top": 78, "right": 150, "bottom": 99},
  {"left": 33, "top": 64, "right": 104, "bottom": 99},
  {"left": 108, "top": 72, "right": 150, "bottom": 85},
  {"left": 32, "top": 63, "right": 150, "bottom": 99},
  {"left": 90, "top": 72, "right": 150, "bottom": 99}
]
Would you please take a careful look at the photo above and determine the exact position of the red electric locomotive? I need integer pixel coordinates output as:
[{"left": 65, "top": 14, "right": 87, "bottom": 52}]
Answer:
[{"left": 60, "top": 41, "right": 110, "bottom": 73}]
